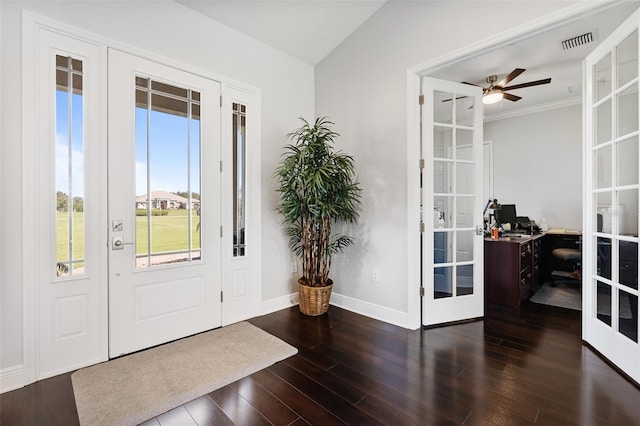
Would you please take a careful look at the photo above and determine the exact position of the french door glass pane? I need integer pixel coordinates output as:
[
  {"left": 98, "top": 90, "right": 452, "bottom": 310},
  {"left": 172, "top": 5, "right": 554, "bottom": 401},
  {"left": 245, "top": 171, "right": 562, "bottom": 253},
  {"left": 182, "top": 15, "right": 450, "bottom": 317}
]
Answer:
[
  {"left": 617, "top": 136, "right": 638, "bottom": 186},
  {"left": 619, "top": 240, "right": 638, "bottom": 290},
  {"left": 595, "top": 99, "right": 612, "bottom": 146},
  {"left": 433, "top": 90, "right": 453, "bottom": 124},
  {"left": 434, "top": 266, "right": 452, "bottom": 299},
  {"left": 595, "top": 145, "right": 612, "bottom": 189},
  {"left": 456, "top": 129, "right": 473, "bottom": 159},
  {"left": 619, "top": 290, "right": 638, "bottom": 342},
  {"left": 456, "top": 231, "right": 474, "bottom": 262},
  {"left": 617, "top": 189, "right": 638, "bottom": 236},
  {"left": 233, "top": 103, "right": 246, "bottom": 257},
  {"left": 433, "top": 162, "right": 453, "bottom": 194},
  {"left": 596, "top": 191, "right": 613, "bottom": 233},
  {"left": 135, "top": 78, "right": 201, "bottom": 268},
  {"left": 617, "top": 83, "right": 639, "bottom": 137},
  {"left": 456, "top": 264, "right": 473, "bottom": 296},
  {"left": 596, "top": 281, "right": 612, "bottom": 326},
  {"left": 616, "top": 29, "right": 638, "bottom": 88},
  {"left": 55, "top": 55, "right": 85, "bottom": 277},
  {"left": 596, "top": 236, "right": 612, "bottom": 280},
  {"left": 434, "top": 127, "right": 453, "bottom": 159},
  {"left": 595, "top": 52, "right": 612, "bottom": 103}
]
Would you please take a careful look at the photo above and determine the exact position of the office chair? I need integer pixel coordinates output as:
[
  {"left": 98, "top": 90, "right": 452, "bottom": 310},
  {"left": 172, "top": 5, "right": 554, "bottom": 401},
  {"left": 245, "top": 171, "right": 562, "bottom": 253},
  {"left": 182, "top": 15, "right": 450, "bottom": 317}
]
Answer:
[{"left": 550, "top": 215, "right": 602, "bottom": 287}]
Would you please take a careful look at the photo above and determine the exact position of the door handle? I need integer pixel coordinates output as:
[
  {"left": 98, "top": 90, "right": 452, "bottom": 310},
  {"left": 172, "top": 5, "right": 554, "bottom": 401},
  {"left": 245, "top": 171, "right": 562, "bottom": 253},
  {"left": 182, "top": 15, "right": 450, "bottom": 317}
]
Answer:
[{"left": 112, "top": 236, "right": 133, "bottom": 250}]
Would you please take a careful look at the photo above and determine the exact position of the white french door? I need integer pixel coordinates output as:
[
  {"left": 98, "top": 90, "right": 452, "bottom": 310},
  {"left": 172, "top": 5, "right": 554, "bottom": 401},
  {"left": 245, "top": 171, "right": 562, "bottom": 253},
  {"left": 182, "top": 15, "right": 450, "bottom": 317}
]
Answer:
[
  {"left": 584, "top": 9, "right": 640, "bottom": 384},
  {"left": 108, "top": 50, "right": 222, "bottom": 357},
  {"left": 421, "top": 77, "right": 484, "bottom": 326}
]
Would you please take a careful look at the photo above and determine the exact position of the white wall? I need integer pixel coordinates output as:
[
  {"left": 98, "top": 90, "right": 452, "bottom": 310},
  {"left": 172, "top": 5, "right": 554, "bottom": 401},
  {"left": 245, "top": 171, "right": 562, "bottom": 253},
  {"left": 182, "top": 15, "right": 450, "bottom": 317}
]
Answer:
[
  {"left": 1, "top": 1, "right": 313, "bottom": 375},
  {"left": 315, "top": 1, "right": 579, "bottom": 315},
  {"left": 484, "top": 105, "right": 582, "bottom": 230}
]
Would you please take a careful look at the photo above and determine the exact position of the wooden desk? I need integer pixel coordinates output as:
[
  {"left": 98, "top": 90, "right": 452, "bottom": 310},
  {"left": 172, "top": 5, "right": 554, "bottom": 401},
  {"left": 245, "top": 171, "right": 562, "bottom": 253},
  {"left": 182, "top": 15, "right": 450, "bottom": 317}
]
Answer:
[{"left": 484, "top": 234, "right": 544, "bottom": 308}]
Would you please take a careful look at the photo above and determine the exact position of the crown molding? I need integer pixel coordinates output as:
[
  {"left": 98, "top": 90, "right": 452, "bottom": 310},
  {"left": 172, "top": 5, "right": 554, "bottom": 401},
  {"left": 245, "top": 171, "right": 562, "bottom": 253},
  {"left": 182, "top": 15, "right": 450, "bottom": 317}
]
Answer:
[{"left": 484, "top": 96, "right": 582, "bottom": 122}]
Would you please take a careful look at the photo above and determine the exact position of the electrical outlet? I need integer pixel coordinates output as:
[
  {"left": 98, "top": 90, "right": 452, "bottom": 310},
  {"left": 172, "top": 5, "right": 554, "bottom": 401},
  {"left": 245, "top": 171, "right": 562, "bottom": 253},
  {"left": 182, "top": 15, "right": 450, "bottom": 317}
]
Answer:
[
  {"left": 372, "top": 269, "right": 380, "bottom": 282},
  {"left": 291, "top": 261, "right": 298, "bottom": 274}
]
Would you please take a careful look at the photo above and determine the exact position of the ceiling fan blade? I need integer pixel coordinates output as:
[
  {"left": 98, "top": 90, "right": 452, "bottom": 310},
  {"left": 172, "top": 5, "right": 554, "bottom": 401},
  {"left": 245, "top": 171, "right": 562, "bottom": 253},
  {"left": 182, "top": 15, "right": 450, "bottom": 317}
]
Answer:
[
  {"left": 503, "top": 92, "right": 522, "bottom": 102},
  {"left": 495, "top": 68, "right": 525, "bottom": 88},
  {"left": 462, "top": 81, "right": 481, "bottom": 87},
  {"left": 503, "top": 78, "right": 552, "bottom": 91}
]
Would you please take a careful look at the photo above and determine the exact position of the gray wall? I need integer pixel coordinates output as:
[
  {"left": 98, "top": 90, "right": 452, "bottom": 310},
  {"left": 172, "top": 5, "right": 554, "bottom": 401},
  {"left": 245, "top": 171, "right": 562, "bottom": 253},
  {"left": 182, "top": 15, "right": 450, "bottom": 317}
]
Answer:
[
  {"left": 485, "top": 104, "right": 582, "bottom": 230},
  {"left": 315, "top": 1, "right": 577, "bottom": 313}
]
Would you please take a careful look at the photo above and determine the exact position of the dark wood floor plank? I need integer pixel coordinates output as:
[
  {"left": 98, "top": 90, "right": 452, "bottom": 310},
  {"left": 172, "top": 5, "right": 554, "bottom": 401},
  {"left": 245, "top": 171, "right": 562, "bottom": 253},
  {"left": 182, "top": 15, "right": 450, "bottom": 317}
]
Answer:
[
  {"left": 208, "top": 383, "right": 271, "bottom": 426},
  {"left": 235, "top": 376, "right": 300, "bottom": 426},
  {"left": 183, "top": 395, "right": 235, "bottom": 426},
  {"left": 2, "top": 304, "right": 640, "bottom": 426}
]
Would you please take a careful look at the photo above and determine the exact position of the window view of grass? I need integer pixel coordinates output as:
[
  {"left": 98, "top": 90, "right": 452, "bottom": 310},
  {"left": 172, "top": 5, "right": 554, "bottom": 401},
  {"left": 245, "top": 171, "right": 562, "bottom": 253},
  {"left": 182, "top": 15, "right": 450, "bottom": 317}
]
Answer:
[
  {"left": 57, "top": 210, "right": 201, "bottom": 265},
  {"left": 135, "top": 209, "right": 201, "bottom": 254}
]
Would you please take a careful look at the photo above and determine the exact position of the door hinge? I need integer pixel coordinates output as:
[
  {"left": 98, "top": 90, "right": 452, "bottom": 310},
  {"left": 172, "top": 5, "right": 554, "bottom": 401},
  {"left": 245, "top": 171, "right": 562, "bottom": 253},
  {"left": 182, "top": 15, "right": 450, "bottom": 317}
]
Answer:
[
  {"left": 220, "top": 226, "right": 223, "bottom": 237},
  {"left": 418, "top": 94, "right": 424, "bottom": 105},
  {"left": 220, "top": 95, "right": 223, "bottom": 107},
  {"left": 420, "top": 222, "right": 425, "bottom": 233},
  {"left": 220, "top": 160, "right": 223, "bottom": 172},
  {"left": 420, "top": 287, "right": 425, "bottom": 297},
  {"left": 419, "top": 159, "right": 425, "bottom": 169},
  {"left": 220, "top": 291, "right": 224, "bottom": 303}
]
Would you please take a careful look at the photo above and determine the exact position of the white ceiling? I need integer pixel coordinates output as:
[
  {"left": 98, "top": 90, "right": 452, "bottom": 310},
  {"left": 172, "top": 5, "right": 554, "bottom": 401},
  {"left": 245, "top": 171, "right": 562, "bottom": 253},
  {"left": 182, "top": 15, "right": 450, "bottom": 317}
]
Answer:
[
  {"left": 429, "top": 2, "right": 638, "bottom": 119},
  {"left": 177, "top": 0, "right": 387, "bottom": 65},
  {"left": 178, "top": 1, "right": 638, "bottom": 118}
]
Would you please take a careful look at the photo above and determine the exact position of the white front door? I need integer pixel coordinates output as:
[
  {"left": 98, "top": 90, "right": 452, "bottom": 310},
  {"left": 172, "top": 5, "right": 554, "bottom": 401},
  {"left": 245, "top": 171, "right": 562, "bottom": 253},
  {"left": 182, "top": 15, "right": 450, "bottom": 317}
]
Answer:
[
  {"left": 108, "top": 50, "right": 222, "bottom": 357},
  {"left": 584, "top": 9, "right": 640, "bottom": 384},
  {"left": 421, "top": 77, "right": 484, "bottom": 326}
]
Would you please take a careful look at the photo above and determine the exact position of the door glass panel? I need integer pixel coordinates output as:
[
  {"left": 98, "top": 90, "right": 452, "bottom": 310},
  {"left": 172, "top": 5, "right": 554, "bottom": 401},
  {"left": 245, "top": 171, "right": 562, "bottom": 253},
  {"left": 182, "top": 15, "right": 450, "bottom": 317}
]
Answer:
[
  {"left": 617, "top": 29, "right": 638, "bottom": 88},
  {"left": 135, "top": 78, "right": 201, "bottom": 268},
  {"left": 619, "top": 290, "right": 638, "bottom": 342},
  {"left": 596, "top": 191, "right": 613, "bottom": 233},
  {"left": 456, "top": 129, "right": 473, "bottom": 160},
  {"left": 617, "top": 136, "right": 638, "bottom": 186},
  {"left": 597, "top": 236, "right": 612, "bottom": 280},
  {"left": 456, "top": 197, "right": 473, "bottom": 227},
  {"left": 434, "top": 162, "right": 453, "bottom": 194},
  {"left": 55, "top": 55, "right": 85, "bottom": 277},
  {"left": 596, "top": 281, "right": 612, "bottom": 326},
  {"left": 434, "top": 231, "right": 452, "bottom": 263},
  {"left": 617, "top": 83, "right": 639, "bottom": 137},
  {"left": 434, "top": 266, "right": 452, "bottom": 299},
  {"left": 619, "top": 240, "right": 638, "bottom": 290},
  {"left": 434, "top": 90, "right": 453, "bottom": 124},
  {"left": 456, "top": 163, "right": 474, "bottom": 195},
  {"left": 617, "top": 189, "right": 638, "bottom": 236},
  {"left": 455, "top": 99, "right": 474, "bottom": 126},
  {"left": 595, "top": 145, "right": 612, "bottom": 189},
  {"left": 232, "top": 103, "right": 246, "bottom": 257},
  {"left": 434, "top": 126, "right": 453, "bottom": 159},
  {"left": 595, "top": 99, "right": 612, "bottom": 146},
  {"left": 456, "top": 264, "right": 473, "bottom": 296},
  {"left": 595, "top": 52, "right": 612, "bottom": 103},
  {"left": 456, "top": 231, "right": 474, "bottom": 262}
]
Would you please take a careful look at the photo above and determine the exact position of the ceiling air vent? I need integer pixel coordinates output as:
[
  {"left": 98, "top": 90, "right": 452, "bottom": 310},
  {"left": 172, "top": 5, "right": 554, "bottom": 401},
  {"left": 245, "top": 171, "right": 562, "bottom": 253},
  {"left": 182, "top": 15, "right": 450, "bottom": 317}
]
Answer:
[{"left": 561, "top": 32, "right": 595, "bottom": 50}]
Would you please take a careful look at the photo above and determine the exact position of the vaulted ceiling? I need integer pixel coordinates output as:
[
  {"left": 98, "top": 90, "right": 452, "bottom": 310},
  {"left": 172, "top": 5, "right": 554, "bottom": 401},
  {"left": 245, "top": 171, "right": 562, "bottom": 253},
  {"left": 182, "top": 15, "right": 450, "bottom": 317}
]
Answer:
[{"left": 178, "top": 1, "right": 639, "bottom": 118}]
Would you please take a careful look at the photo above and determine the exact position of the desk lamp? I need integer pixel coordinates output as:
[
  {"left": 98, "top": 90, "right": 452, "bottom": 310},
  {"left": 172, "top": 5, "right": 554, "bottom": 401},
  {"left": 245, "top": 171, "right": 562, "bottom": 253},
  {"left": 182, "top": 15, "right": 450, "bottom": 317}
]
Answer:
[{"left": 483, "top": 198, "right": 500, "bottom": 230}]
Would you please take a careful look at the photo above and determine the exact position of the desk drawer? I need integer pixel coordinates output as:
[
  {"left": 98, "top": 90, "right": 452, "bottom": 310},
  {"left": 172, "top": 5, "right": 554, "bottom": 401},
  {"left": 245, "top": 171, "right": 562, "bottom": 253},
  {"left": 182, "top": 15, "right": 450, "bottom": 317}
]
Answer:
[{"left": 520, "top": 241, "right": 532, "bottom": 270}]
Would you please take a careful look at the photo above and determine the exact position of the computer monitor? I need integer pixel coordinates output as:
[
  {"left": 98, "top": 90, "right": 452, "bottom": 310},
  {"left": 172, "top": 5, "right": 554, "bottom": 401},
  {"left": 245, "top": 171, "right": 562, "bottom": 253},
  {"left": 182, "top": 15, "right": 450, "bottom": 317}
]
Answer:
[{"left": 497, "top": 204, "right": 517, "bottom": 230}]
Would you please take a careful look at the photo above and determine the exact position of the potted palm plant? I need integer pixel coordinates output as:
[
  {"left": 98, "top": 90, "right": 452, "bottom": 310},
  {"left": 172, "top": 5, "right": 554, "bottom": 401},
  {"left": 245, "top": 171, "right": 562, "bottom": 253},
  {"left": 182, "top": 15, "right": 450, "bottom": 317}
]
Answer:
[{"left": 275, "top": 117, "right": 362, "bottom": 316}]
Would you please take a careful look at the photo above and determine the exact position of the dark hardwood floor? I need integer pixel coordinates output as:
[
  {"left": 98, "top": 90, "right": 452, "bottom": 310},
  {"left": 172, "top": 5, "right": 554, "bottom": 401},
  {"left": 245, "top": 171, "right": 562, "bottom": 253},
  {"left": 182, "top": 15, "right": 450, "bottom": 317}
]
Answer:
[{"left": 2, "top": 303, "right": 639, "bottom": 425}]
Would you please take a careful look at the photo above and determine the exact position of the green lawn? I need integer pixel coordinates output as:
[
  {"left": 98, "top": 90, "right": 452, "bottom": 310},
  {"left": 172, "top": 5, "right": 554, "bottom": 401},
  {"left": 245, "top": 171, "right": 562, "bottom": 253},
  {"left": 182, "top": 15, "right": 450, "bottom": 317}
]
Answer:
[{"left": 57, "top": 210, "right": 201, "bottom": 266}]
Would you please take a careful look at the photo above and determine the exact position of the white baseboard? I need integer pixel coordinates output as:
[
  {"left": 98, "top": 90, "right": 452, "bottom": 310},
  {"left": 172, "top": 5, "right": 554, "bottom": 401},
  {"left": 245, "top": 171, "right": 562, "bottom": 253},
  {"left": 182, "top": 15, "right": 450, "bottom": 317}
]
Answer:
[
  {"left": 330, "top": 292, "right": 411, "bottom": 329},
  {"left": 261, "top": 292, "right": 299, "bottom": 316},
  {"left": 1, "top": 364, "right": 25, "bottom": 394}
]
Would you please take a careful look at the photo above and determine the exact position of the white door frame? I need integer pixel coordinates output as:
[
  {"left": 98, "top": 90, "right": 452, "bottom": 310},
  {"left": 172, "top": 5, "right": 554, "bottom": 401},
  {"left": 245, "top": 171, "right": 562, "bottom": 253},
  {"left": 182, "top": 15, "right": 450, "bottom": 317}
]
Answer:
[
  {"left": 21, "top": 12, "right": 262, "bottom": 387},
  {"left": 406, "top": 2, "right": 617, "bottom": 329}
]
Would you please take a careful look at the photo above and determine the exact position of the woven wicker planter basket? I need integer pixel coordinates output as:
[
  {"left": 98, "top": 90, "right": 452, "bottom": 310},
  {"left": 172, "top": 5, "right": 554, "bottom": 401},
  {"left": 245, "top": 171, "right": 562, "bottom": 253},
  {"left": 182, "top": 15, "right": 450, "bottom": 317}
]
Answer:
[{"left": 298, "top": 278, "right": 333, "bottom": 316}]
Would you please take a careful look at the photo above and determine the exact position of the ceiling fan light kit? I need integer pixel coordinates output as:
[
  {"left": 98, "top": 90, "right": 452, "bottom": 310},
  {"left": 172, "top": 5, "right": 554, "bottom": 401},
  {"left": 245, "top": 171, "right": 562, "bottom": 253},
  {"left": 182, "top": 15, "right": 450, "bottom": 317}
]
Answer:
[{"left": 483, "top": 89, "right": 504, "bottom": 104}]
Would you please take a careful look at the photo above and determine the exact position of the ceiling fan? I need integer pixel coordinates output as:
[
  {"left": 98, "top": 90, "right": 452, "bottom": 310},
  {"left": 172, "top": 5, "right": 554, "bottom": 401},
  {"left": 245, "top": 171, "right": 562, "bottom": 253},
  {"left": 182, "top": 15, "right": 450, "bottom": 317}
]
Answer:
[{"left": 445, "top": 68, "right": 552, "bottom": 105}]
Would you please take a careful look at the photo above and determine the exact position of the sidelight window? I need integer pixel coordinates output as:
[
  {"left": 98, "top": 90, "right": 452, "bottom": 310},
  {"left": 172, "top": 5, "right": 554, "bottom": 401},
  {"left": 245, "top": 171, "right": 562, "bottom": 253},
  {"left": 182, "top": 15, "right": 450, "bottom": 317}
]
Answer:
[
  {"left": 232, "top": 103, "right": 247, "bottom": 257},
  {"left": 55, "top": 54, "right": 85, "bottom": 277}
]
